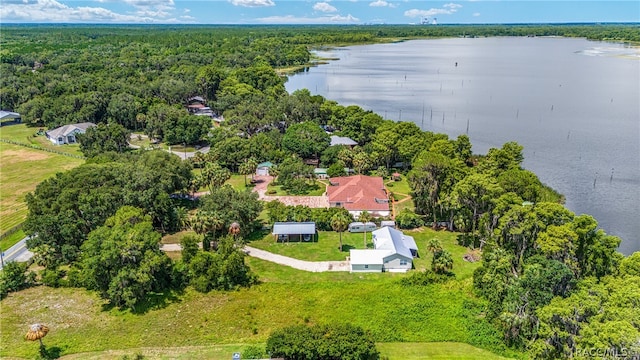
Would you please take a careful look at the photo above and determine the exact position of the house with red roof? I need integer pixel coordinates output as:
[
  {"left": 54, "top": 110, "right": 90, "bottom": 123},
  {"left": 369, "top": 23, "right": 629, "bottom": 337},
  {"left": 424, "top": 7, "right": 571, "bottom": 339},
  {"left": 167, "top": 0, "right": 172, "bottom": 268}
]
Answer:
[{"left": 326, "top": 175, "right": 390, "bottom": 217}]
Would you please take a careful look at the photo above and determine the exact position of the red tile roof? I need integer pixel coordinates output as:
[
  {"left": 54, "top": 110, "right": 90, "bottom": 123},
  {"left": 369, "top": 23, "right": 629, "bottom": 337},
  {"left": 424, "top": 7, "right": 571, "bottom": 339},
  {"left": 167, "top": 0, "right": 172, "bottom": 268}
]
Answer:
[{"left": 327, "top": 175, "right": 389, "bottom": 211}]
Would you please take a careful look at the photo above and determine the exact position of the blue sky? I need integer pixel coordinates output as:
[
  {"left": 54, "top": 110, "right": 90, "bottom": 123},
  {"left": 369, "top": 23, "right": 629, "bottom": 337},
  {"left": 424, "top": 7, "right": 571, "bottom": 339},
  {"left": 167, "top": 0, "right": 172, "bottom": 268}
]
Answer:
[{"left": 1, "top": 0, "right": 638, "bottom": 24}]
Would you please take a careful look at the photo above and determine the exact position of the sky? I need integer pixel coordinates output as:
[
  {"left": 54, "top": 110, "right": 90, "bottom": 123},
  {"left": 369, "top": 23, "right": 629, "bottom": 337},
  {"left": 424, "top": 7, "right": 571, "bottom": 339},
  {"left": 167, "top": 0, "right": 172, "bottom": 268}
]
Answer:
[{"left": 0, "top": 0, "right": 638, "bottom": 25}]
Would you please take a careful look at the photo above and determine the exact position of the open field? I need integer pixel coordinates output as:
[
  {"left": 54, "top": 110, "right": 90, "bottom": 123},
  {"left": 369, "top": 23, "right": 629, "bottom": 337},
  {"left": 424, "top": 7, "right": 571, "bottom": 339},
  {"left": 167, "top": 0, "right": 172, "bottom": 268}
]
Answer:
[
  {"left": 0, "top": 141, "right": 84, "bottom": 237},
  {"left": 0, "top": 124, "right": 84, "bottom": 157},
  {"left": 0, "top": 262, "right": 521, "bottom": 359}
]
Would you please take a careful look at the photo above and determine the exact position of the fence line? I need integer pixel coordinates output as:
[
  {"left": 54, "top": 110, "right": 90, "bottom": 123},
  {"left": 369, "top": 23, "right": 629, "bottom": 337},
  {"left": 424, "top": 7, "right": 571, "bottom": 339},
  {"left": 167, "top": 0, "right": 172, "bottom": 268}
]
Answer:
[
  {"left": 0, "top": 223, "right": 24, "bottom": 240},
  {"left": 0, "top": 138, "right": 86, "bottom": 159}
]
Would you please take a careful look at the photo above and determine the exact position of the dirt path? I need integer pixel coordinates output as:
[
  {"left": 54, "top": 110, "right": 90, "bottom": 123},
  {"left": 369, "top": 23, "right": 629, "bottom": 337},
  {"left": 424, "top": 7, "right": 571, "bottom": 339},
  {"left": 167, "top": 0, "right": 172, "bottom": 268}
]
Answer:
[{"left": 160, "top": 243, "right": 350, "bottom": 272}]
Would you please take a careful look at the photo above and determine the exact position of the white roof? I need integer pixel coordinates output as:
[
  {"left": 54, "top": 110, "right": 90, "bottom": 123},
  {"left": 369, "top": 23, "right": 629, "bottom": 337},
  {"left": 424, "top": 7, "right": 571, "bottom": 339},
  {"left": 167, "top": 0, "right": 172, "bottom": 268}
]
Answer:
[
  {"left": 330, "top": 135, "right": 358, "bottom": 147},
  {"left": 349, "top": 249, "right": 390, "bottom": 265},
  {"left": 272, "top": 222, "right": 316, "bottom": 235},
  {"left": 372, "top": 226, "right": 415, "bottom": 259},
  {"left": 0, "top": 111, "right": 20, "bottom": 120}
]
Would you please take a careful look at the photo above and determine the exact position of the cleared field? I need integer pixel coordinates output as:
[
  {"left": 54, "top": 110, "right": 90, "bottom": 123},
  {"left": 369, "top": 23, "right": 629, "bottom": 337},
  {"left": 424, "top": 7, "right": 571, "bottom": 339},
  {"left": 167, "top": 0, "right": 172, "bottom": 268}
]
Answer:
[
  {"left": 0, "top": 124, "right": 83, "bottom": 157},
  {"left": 0, "top": 142, "right": 84, "bottom": 235},
  {"left": 0, "top": 256, "right": 522, "bottom": 359}
]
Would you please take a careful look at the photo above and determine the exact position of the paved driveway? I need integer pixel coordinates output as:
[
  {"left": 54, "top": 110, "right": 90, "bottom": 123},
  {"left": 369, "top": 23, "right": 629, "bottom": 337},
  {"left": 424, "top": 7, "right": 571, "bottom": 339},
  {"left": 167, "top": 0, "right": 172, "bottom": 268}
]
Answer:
[{"left": 252, "top": 175, "right": 329, "bottom": 208}]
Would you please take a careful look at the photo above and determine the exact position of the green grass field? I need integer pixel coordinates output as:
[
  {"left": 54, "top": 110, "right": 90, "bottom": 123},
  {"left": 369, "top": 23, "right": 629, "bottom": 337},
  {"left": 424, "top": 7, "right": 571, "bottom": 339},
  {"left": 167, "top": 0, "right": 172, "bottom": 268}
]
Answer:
[
  {"left": 0, "top": 124, "right": 84, "bottom": 157},
  {"left": 0, "top": 259, "right": 521, "bottom": 359},
  {"left": 0, "top": 141, "right": 84, "bottom": 237},
  {"left": 266, "top": 181, "right": 326, "bottom": 196}
]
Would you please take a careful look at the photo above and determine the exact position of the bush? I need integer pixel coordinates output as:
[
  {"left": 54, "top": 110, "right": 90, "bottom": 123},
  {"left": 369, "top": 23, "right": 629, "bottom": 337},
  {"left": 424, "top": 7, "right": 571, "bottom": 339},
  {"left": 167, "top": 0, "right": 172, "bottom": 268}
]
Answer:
[
  {"left": 40, "top": 268, "right": 67, "bottom": 288},
  {"left": 266, "top": 323, "right": 379, "bottom": 360},
  {"left": 242, "top": 345, "right": 265, "bottom": 359},
  {"left": 0, "top": 261, "right": 35, "bottom": 299},
  {"left": 395, "top": 209, "right": 424, "bottom": 229}
]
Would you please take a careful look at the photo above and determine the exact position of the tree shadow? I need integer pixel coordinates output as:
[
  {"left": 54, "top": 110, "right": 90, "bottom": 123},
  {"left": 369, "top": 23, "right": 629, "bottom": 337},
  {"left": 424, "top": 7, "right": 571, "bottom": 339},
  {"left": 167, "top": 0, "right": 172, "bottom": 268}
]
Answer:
[
  {"left": 101, "top": 288, "right": 184, "bottom": 314},
  {"left": 39, "top": 345, "right": 63, "bottom": 359},
  {"left": 341, "top": 244, "right": 355, "bottom": 252}
]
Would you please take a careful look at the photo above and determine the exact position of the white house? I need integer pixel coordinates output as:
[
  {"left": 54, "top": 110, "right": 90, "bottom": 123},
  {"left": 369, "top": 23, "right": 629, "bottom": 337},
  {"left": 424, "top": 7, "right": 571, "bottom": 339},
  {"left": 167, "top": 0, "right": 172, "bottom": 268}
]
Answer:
[
  {"left": 350, "top": 226, "right": 418, "bottom": 273},
  {"left": 46, "top": 122, "right": 96, "bottom": 145}
]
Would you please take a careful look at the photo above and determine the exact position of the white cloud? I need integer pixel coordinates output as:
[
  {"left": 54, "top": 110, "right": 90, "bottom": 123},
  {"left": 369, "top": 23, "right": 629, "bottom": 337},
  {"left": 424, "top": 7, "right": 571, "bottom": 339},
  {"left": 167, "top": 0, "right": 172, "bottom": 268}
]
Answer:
[
  {"left": 443, "top": 3, "right": 462, "bottom": 9},
  {"left": 404, "top": 3, "right": 462, "bottom": 18},
  {"left": 230, "top": 0, "right": 275, "bottom": 7},
  {"left": 473, "top": 12, "right": 480, "bottom": 17},
  {"left": 0, "top": 0, "right": 195, "bottom": 22},
  {"left": 256, "top": 13, "right": 359, "bottom": 24},
  {"left": 313, "top": 2, "right": 337, "bottom": 12},
  {"left": 369, "top": 0, "right": 396, "bottom": 8}
]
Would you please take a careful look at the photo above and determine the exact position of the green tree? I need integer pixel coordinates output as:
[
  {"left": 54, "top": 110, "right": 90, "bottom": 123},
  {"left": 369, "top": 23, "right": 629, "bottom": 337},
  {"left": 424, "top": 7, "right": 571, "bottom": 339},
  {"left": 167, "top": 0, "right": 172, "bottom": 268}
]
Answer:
[
  {"left": 432, "top": 248, "right": 454, "bottom": 274},
  {"left": 78, "top": 206, "right": 173, "bottom": 311},
  {"left": 282, "top": 121, "right": 330, "bottom": 159},
  {"left": 358, "top": 211, "right": 373, "bottom": 249},
  {"left": 331, "top": 212, "right": 351, "bottom": 251},
  {"left": 238, "top": 157, "right": 258, "bottom": 187},
  {"left": 200, "top": 161, "right": 231, "bottom": 193},
  {"left": 0, "top": 262, "right": 35, "bottom": 299},
  {"left": 77, "top": 123, "right": 131, "bottom": 158}
]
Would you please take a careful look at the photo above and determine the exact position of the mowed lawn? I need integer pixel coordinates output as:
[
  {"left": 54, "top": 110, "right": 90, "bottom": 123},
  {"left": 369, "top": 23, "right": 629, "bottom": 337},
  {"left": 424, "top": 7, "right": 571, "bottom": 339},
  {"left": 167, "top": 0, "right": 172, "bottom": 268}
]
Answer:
[
  {"left": 0, "top": 141, "right": 84, "bottom": 235},
  {"left": 0, "top": 258, "right": 521, "bottom": 359}
]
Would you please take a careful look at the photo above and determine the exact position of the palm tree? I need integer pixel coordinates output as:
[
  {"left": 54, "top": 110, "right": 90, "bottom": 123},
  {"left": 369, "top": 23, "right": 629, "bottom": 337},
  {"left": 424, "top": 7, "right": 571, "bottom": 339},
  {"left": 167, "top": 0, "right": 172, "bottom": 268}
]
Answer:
[
  {"left": 432, "top": 249, "right": 454, "bottom": 274},
  {"left": 331, "top": 213, "right": 351, "bottom": 252},
  {"left": 358, "top": 211, "right": 372, "bottom": 249},
  {"left": 426, "top": 238, "right": 443, "bottom": 254},
  {"left": 239, "top": 157, "right": 258, "bottom": 187}
]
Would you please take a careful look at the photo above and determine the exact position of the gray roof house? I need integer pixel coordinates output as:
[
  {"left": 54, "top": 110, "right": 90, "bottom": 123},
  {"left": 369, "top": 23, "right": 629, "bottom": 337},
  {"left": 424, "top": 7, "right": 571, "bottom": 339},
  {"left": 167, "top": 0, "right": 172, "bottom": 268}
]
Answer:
[
  {"left": 46, "top": 122, "right": 96, "bottom": 145},
  {"left": 350, "top": 226, "right": 418, "bottom": 273},
  {"left": 330, "top": 135, "right": 358, "bottom": 147},
  {"left": 272, "top": 222, "right": 317, "bottom": 242},
  {"left": 256, "top": 161, "right": 274, "bottom": 176},
  {"left": 0, "top": 111, "right": 21, "bottom": 126}
]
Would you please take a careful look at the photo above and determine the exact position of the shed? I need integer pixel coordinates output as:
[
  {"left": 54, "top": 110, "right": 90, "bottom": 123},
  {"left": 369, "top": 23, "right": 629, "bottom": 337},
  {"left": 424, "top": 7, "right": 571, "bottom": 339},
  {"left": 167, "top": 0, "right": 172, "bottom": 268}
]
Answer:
[
  {"left": 0, "top": 111, "right": 21, "bottom": 126},
  {"left": 330, "top": 135, "right": 358, "bottom": 147},
  {"left": 380, "top": 220, "right": 396, "bottom": 228},
  {"left": 314, "top": 168, "right": 328, "bottom": 179},
  {"left": 256, "top": 161, "right": 274, "bottom": 176},
  {"left": 272, "top": 222, "right": 317, "bottom": 242}
]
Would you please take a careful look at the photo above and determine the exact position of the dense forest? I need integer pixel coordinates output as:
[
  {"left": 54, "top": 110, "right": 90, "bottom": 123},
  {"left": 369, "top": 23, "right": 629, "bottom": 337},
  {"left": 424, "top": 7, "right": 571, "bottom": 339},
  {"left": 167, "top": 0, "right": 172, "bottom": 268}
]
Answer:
[{"left": 1, "top": 24, "right": 639, "bottom": 358}]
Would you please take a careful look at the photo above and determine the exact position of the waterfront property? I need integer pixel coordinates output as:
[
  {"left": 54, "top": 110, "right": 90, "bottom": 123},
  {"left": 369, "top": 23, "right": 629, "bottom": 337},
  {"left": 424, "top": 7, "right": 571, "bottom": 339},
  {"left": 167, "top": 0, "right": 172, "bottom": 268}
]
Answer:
[
  {"left": 45, "top": 122, "right": 96, "bottom": 145},
  {"left": 350, "top": 226, "right": 418, "bottom": 273},
  {"left": 272, "top": 222, "right": 317, "bottom": 242}
]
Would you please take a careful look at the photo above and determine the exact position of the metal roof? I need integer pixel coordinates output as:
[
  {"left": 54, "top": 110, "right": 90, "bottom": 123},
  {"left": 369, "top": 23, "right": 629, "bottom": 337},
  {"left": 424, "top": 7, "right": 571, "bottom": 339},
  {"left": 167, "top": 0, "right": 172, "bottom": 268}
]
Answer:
[
  {"left": 349, "top": 249, "right": 390, "bottom": 265},
  {"left": 272, "top": 222, "right": 316, "bottom": 235},
  {"left": 330, "top": 135, "right": 358, "bottom": 146},
  {"left": 372, "top": 226, "right": 415, "bottom": 259},
  {"left": 0, "top": 111, "right": 20, "bottom": 120}
]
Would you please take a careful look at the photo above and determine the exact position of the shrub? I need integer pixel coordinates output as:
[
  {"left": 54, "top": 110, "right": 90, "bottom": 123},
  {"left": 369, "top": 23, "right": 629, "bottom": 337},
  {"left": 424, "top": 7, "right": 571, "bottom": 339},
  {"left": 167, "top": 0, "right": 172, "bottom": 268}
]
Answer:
[
  {"left": 266, "top": 323, "right": 379, "bottom": 360},
  {"left": 395, "top": 209, "right": 424, "bottom": 229},
  {"left": 0, "top": 261, "right": 35, "bottom": 299},
  {"left": 242, "top": 345, "right": 265, "bottom": 359}
]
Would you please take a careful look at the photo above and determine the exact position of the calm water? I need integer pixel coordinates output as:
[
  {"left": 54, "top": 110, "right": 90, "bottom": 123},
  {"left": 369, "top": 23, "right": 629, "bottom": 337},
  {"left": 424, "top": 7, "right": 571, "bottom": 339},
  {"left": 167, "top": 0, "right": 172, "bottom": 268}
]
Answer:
[{"left": 285, "top": 37, "right": 640, "bottom": 254}]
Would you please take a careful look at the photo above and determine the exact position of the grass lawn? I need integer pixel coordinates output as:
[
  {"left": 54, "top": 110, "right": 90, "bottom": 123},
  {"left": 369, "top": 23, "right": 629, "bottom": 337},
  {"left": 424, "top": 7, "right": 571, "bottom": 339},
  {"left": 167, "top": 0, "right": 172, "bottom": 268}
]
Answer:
[
  {"left": 248, "top": 228, "right": 476, "bottom": 280},
  {"left": 385, "top": 177, "right": 411, "bottom": 195},
  {"left": 0, "top": 141, "right": 84, "bottom": 237},
  {"left": 1, "top": 260, "right": 522, "bottom": 359},
  {"left": 0, "top": 229, "right": 25, "bottom": 252},
  {"left": 266, "top": 181, "right": 326, "bottom": 196},
  {"left": 0, "top": 124, "right": 83, "bottom": 157},
  {"left": 43, "top": 342, "right": 513, "bottom": 359}
]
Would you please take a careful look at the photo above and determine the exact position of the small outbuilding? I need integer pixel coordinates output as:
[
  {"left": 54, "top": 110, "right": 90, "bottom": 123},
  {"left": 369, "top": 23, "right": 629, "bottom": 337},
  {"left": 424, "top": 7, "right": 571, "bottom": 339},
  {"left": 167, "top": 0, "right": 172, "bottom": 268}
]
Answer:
[
  {"left": 256, "top": 161, "right": 274, "bottom": 176},
  {"left": 380, "top": 220, "right": 396, "bottom": 229},
  {"left": 0, "top": 111, "right": 21, "bottom": 126},
  {"left": 272, "top": 222, "right": 317, "bottom": 242}
]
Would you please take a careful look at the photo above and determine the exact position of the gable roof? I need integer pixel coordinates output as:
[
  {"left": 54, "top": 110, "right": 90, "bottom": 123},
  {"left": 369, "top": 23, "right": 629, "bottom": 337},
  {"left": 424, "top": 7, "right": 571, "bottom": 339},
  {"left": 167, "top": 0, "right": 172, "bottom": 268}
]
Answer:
[
  {"left": 330, "top": 135, "right": 358, "bottom": 146},
  {"left": 327, "top": 175, "right": 388, "bottom": 212},
  {"left": 372, "top": 226, "right": 415, "bottom": 259},
  {"left": 0, "top": 111, "right": 20, "bottom": 120},
  {"left": 46, "top": 122, "right": 96, "bottom": 139},
  {"left": 272, "top": 222, "right": 316, "bottom": 235},
  {"left": 257, "top": 161, "right": 274, "bottom": 168}
]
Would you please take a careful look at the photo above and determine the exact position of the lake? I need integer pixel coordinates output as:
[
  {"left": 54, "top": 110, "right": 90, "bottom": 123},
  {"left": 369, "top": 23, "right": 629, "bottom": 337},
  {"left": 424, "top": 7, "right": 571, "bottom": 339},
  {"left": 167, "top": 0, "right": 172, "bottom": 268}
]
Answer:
[{"left": 285, "top": 37, "right": 640, "bottom": 254}]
